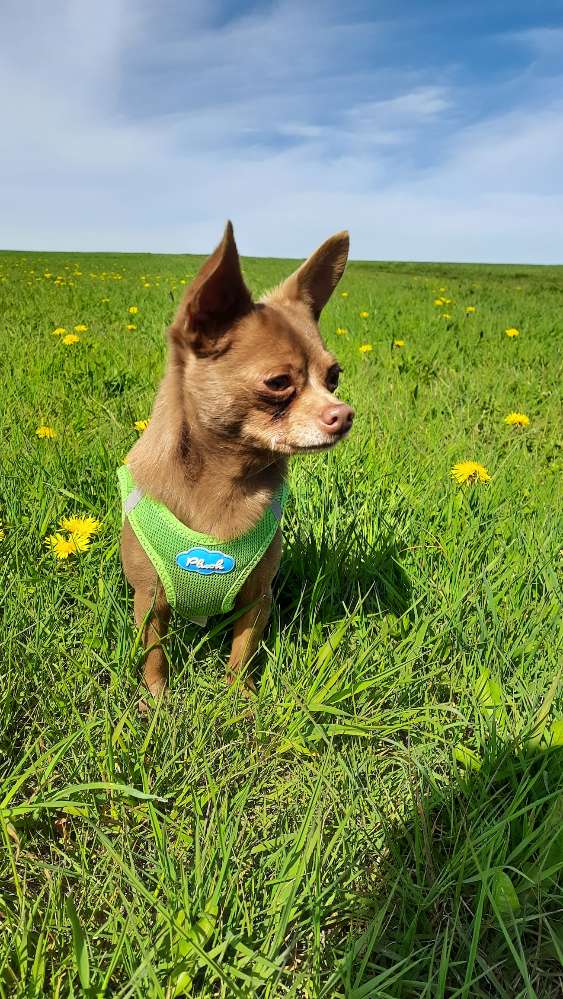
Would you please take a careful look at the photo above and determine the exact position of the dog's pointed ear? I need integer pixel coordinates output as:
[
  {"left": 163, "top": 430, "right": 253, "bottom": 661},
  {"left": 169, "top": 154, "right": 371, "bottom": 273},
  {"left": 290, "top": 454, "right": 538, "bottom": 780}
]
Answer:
[
  {"left": 274, "top": 231, "right": 349, "bottom": 319},
  {"left": 172, "top": 221, "right": 252, "bottom": 354}
]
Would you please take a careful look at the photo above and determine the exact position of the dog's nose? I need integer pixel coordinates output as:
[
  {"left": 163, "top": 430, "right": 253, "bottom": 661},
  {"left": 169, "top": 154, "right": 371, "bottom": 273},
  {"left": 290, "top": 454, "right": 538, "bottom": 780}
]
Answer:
[{"left": 319, "top": 403, "right": 354, "bottom": 436}]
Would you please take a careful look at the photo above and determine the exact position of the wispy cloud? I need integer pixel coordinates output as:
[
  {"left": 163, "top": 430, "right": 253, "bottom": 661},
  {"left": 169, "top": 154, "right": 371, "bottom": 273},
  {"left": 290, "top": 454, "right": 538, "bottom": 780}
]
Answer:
[
  {"left": 505, "top": 25, "right": 563, "bottom": 58},
  {"left": 0, "top": 0, "right": 562, "bottom": 262}
]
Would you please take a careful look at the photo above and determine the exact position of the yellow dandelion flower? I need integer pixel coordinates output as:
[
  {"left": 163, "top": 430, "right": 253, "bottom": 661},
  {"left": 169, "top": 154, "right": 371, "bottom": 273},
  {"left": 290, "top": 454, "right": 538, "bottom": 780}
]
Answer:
[
  {"left": 36, "top": 425, "right": 57, "bottom": 439},
  {"left": 127, "top": 323, "right": 136, "bottom": 330},
  {"left": 359, "top": 310, "right": 369, "bottom": 318},
  {"left": 52, "top": 327, "right": 66, "bottom": 336},
  {"left": 62, "top": 334, "right": 80, "bottom": 345},
  {"left": 393, "top": 339, "right": 405, "bottom": 348},
  {"left": 59, "top": 515, "right": 100, "bottom": 538},
  {"left": 505, "top": 327, "right": 519, "bottom": 337},
  {"left": 433, "top": 298, "right": 445, "bottom": 306},
  {"left": 134, "top": 419, "right": 150, "bottom": 432},
  {"left": 341, "top": 291, "right": 349, "bottom": 298},
  {"left": 465, "top": 306, "right": 476, "bottom": 314},
  {"left": 128, "top": 306, "right": 139, "bottom": 315},
  {"left": 68, "top": 533, "right": 92, "bottom": 551},
  {"left": 143, "top": 282, "right": 150, "bottom": 288},
  {"left": 336, "top": 326, "right": 348, "bottom": 334},
  {"left": 359, "top": 343, "right": 373, "bottom": 354},
  {"left": 451, "top": 461, "right": 491, "bottom": 485},
  {"left": 45, "top": 533, "right": 91, "bottom": 559},
  {"left": 101, "top": 297, "right": 110, "bottom": 302},
  {"left": 0, "top": 521, "right": 5, "bottom": 541},
  {"left": 74, "top": 324, "right": 88, "bottom": 332},
  {"left": 439, "top": 287, "right": 447, "bottom": 292},
  {"left": 504, "top": 412, "right": 529, "bottom": 427}
]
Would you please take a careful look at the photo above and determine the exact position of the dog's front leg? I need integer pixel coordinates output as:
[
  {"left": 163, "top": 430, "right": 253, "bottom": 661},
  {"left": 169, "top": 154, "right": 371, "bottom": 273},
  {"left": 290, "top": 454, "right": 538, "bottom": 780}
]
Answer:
[
  {"left": 121, "top": 520, "right": 171, "bottom": 699},
  {"left": 227, "top": 530, "right": 282, "bottom": 690},
  {"left": 133, "top": 584, "right": 171, "bottom": 698}
]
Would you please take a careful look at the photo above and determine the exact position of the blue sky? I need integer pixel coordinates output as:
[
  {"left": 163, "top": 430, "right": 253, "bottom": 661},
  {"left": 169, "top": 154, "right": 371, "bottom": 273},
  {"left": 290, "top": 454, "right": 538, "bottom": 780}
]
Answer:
[{"left": 1, "top": 0, "right": 562, "bottom": 261}]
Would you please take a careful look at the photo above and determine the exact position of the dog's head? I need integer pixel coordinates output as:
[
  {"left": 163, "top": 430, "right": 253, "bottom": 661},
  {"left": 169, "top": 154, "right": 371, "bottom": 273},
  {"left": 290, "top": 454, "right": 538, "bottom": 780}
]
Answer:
[{"left": 169, "top": 222, "right": 354, "bottom": 455}]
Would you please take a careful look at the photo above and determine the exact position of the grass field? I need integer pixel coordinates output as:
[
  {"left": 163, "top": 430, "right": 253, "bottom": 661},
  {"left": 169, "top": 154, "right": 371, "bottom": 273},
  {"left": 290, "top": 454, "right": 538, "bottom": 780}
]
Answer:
[{"left": 1, "top": 247, "right": 562, "bottom": 998}]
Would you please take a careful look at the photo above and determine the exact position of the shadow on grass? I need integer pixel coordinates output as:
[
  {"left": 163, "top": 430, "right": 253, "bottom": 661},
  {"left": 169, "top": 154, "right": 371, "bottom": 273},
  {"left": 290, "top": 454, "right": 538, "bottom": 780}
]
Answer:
[
  {"left": 330, "top": 744, "right": 563, "bottom": 998},
  {"left": 161, "top": 525, "right": 413, "bottom": 686},
  {"left": 277, "top": 527, "right": 412, "bottom": 622}
]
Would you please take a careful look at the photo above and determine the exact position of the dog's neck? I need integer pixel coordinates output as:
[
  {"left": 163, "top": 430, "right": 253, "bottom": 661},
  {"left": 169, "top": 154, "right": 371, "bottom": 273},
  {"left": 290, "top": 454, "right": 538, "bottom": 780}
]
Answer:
[{"left": 127, "top": 362, "right": 288, "bottom": 541}]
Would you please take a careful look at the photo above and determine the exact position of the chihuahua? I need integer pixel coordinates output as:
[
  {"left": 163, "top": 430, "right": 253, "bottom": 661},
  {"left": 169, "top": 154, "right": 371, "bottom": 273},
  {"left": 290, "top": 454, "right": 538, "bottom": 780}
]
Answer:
[{"left": 120, "top": 222, "right": 353, "bottom": 698}]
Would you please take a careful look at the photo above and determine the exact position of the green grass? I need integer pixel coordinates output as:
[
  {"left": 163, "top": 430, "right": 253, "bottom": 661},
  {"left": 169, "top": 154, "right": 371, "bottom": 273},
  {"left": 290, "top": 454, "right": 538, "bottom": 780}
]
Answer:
[{"left": 0, "top": 249, "right": 562, "bottom": 997}]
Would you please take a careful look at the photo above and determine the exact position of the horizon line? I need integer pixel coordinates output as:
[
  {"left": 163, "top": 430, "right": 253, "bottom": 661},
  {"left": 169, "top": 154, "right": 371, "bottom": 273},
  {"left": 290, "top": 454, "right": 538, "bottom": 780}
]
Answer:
[{"left": 0, "top": 247, "right": 561, "bottom": 268}]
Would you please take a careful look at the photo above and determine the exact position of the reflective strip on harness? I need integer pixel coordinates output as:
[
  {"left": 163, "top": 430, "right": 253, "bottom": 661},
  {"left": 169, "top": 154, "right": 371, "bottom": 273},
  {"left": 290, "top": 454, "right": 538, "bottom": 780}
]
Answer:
[
  {"left": 124, "top": 487, "right": 143, "bottom": 514},
  {"left": 270, "top": 496, "right": 283, "bottom": 521}
]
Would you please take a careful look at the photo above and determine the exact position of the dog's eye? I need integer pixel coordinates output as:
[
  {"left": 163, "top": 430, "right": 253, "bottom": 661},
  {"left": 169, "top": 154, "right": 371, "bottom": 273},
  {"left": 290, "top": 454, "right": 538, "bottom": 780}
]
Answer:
[
  {"left": 326, "top": 364, "right": 341, "bottom": 391},
  {"left": 264, "top": 374, "right": 292, "bottom": 392}
]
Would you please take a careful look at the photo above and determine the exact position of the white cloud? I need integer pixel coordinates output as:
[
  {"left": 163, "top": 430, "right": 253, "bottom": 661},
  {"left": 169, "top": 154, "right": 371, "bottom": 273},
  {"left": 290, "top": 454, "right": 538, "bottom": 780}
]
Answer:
[{"left": 354, "top": 87, "right": 452, "bottom": 120}]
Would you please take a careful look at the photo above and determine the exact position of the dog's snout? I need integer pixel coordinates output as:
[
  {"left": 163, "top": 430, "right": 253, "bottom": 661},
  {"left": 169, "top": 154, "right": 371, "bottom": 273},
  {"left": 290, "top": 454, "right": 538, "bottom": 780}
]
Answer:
[{"left": 319, "top": 403, "right": 354, "bottom": 436}]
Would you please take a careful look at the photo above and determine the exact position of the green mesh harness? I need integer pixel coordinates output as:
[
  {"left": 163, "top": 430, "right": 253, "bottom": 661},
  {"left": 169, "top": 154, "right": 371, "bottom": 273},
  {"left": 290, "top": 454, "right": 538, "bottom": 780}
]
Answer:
[{"left": 117, "top": 465, "right": 287, "bottom": 625}]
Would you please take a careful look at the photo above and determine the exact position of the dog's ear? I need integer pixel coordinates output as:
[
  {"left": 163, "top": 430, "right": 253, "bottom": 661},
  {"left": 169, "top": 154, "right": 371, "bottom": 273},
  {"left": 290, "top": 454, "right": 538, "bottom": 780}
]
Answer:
[
  {"left": 172, "top": 221, "right": 252, "bottom": 354},
  {"left": 274, "top": 231, "right": 349, "bottom": 319}
]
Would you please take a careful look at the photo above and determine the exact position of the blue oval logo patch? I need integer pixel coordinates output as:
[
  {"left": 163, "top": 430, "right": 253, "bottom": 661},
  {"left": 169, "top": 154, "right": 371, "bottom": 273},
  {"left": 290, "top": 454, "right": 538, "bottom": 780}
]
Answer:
[{"left": 176, "top": 547, "right": 235, "bottom": 575}]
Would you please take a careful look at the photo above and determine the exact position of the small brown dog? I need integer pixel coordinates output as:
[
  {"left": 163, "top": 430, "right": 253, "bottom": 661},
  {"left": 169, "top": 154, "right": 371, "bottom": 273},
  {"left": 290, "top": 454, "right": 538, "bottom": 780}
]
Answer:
[{"left": 120, "top": 222, "right": 353, "bottom": 698}]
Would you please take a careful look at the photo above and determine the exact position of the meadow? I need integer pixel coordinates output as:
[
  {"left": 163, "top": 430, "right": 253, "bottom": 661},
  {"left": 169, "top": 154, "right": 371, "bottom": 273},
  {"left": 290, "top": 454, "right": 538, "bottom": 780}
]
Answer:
[{"left": 0, "top": 247, "right": 562, "bottom": 998}]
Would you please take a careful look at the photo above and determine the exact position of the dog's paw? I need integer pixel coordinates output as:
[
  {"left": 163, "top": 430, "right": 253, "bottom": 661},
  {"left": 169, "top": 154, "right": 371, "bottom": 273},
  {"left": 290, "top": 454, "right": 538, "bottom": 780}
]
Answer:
[
  {"left": 226, "top": 669, "right": 257, "bottom": 697},
  {"left": 138, "top": 682, "right": 167, "bottom": 714}
]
